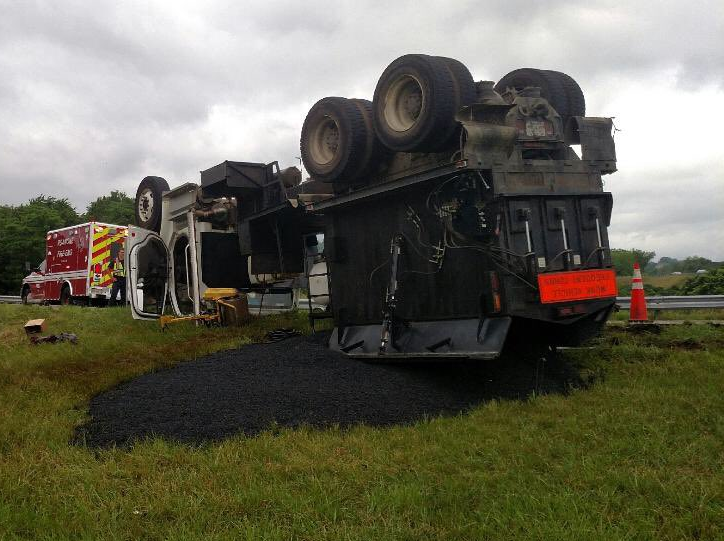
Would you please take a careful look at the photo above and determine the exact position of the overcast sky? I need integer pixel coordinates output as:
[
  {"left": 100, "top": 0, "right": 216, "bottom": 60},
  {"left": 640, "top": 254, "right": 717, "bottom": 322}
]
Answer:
[{"left": 0, "top": 0, "right": 722, "bottom": 259}]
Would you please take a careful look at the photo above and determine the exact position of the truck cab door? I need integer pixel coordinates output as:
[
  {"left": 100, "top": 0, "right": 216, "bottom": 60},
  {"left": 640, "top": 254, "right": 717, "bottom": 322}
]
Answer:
[
  {"left": 24, "top": 260, "right": 47, "bottom": 303},
  {"left": 126, "top": 226, "right": 173, "bottom": 320}
]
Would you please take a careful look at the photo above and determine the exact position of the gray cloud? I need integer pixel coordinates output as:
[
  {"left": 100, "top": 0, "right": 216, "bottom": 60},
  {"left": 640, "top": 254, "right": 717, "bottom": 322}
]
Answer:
[{"left": 0, "top": 0, "right": 722, "bottom": 257}]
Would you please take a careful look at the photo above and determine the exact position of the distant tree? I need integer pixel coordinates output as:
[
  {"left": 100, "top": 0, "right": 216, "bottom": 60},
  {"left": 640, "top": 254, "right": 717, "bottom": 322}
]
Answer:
[
  {"left": 40, "top": 196, "right": 79, "bottom": 224},
  {"left": 679, "top": 256, "right": 714, "bottom": 274},
  {"left": 84, "top": 190, "right": 134, "bottom": 225},
  {"left": 0, "top": 205, "right": 14, "bottom": 293},
  {"left": 0, "top": 196, "right": 80, "bottom": 294},
  {"left": 610, "top": 248, "right": 656, "bottom": 276}
]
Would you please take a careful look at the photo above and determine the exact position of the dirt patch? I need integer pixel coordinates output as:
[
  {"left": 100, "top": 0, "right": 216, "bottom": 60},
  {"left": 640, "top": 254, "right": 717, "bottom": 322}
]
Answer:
[
  {"left": 623, "top": 323, "right": 662, "bottom": 335},
  {"left": 75, "top": 332, "right": 589, "bottom": 448},
  {"left": 669, "top": 338, "right": 705, "bottom": 350}
]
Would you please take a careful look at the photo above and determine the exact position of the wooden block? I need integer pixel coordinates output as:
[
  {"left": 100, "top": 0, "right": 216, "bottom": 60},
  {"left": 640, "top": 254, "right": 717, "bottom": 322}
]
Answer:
[{"left": 24, "top": 319, "right": 46, "bottom": 335}]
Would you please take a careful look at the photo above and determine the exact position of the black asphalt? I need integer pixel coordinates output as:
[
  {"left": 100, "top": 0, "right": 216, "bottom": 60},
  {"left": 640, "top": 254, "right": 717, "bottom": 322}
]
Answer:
[{"left": 75, "top": 332, "right": 586, "bottom": 447}]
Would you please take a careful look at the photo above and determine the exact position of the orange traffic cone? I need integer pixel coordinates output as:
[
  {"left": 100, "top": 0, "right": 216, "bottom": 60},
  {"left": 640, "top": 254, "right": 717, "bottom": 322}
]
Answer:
[{"left": 629, "top": 263, "right": 649, "bottom": 322}]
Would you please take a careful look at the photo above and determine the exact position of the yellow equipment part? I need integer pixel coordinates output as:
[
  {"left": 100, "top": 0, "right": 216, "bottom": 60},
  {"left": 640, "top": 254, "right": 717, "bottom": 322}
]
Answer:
[
  {"left": 159, "top": 313, "right": 220, "bottom": 331},
  {"left": 158, "top": 289, "right": 250, "bottom": 330},
  {"left": 203, "top": 288, "right": 240, "bottom": 301}
]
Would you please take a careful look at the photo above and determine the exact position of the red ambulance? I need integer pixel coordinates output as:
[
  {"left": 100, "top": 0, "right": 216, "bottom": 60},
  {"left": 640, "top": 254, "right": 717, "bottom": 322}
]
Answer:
[{"left": 21, "top": 222, "right": 128, "bottom": 304}]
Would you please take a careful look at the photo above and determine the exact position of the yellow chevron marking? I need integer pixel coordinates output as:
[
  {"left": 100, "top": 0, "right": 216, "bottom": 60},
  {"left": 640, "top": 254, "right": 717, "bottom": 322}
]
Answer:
[
  {"left": 92, "top": 250, "right": 110, "bottom": 265},
  {"left": 92, "top": 228, "right": 110, "bottom": 253},
  {"left": 92, "top": 232, "right": 126, "bottom": 257},
  {"left": 92, "top": 238, "right": 112, "bottom": 255},
  {"left": 92, "top": 227, "right": 109, "bottom": 240},
  {"left": 109, "top": 232, "right": 127, "bottom": 244}
]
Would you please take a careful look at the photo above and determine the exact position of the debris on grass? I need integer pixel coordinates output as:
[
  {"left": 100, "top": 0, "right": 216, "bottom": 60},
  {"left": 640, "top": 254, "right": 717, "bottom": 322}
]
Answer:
[{"left": 30, "top": 332, "right": 78, "bottom": 345}]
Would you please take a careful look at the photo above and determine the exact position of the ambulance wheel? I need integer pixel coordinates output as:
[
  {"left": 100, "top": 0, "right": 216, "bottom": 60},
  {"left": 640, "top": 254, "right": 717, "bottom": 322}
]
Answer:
[
  {"left": 60, "top": 286, "right": 71, "bottom": 306},
  {"left": 21, "top": 286, "right": 30, "bottom": 305},
  {"left": 135, "top": 176, "right": 169, "bottom": 233}
]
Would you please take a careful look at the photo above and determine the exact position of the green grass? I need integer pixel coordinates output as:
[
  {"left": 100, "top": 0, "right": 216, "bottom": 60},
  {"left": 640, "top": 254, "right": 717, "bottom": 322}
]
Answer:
[
  {"left": 612, "top": 309, "right": 724, "bottom": 321},
  {"left": 0, "top": 305, "right": 723, "bottom": 540}
]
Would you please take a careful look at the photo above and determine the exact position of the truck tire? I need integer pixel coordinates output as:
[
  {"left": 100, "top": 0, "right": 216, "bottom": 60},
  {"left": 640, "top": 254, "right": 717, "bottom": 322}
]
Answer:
[
  {"left": 436, "top": 56, "right": 477, "bottom": 148},
  {"left": 21, "top": 286, "right": 30, "bottom": 305},
  {"left": 372, "top": 54, "right": 458, "bottom": 152},
  {"left": 436, "top": 56, "right": 477, "bottom": 109},
  {"left": 300, "top": 97, "right": 378, "bottom": 187},
  {"left": 494, "top": 68, "right": 585, "bottom": 123},
  {"left": 60, "top": 285, "right": 71, "bottom": 306},
  {"left": 544, "top": 69, "right": 585, "bottom": 119},
  {"left": 346, "top": 98, "right": 384, "bottom": 189},
  {"left": 135, "top": 176, "right": 169, "bottom": 233}
]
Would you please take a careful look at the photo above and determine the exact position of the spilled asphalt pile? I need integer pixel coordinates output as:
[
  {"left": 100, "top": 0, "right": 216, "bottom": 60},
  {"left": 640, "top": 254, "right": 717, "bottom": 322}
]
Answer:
[{"left": 76, "top": 332, "right": 587, "bottom": 447}]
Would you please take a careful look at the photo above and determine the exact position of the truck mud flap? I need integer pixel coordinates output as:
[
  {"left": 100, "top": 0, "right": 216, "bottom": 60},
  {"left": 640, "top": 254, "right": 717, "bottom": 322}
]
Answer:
[{"left": 330, "top": 317, "right": 512, "bottom": 361}]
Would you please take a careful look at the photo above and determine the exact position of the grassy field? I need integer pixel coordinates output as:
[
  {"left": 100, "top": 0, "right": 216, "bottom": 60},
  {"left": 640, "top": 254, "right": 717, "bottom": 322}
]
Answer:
[
  {"left": 616, "top": 274, "right": 692, "bottom": 296},
  {"left": 0, "top": 304, "right": 723, "bottom": 540}
]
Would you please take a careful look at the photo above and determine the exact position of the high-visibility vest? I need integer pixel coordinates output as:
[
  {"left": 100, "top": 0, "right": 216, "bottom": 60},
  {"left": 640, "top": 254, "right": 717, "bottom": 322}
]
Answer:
[{"left": 113, "top": 259, "right": 125, "bottom": 278}]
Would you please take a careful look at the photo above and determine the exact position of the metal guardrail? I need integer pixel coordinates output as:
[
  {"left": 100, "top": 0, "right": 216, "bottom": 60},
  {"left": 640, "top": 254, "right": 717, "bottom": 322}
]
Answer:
[
  {"left": 616, "top": 295, "right": 724, "bottom": 310},
  {"left": 4, "top": 293, "right": 721, "bottom": 311}
]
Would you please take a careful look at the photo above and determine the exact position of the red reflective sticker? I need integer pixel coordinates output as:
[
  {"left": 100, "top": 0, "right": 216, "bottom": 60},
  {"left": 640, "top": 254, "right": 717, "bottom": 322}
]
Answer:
[{"left": 538, "top": 269, "right": 617, "bottom": 304}]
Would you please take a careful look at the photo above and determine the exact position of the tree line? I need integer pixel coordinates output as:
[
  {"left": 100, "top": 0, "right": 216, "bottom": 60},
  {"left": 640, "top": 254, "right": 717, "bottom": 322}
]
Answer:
[
  {"left": 610, "top": 248, "right": 723, "bottom": 276},
  {"left": 0, "top": 192, "right": 134, "bottom": 294},
  {"left": 1, "top": 195, "right": 721, "bottom": 294}
]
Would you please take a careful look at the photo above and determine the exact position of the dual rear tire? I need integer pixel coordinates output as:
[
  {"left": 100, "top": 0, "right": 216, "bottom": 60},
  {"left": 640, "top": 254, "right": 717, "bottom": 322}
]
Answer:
[
  {"left": 300, "top": 57, "right": 586, "bottom": 188},
  {"left": 300, "top": 97, "right": 380, "bottom": 190},
  {"left": 493, "top": 68, "right": 585, "bottom": 125},
  {"left": 300, "top": 54, "right": 477, "bottom": 189},
  {"left": 372, "top": 54, "right": 476, "bottom": 153}
]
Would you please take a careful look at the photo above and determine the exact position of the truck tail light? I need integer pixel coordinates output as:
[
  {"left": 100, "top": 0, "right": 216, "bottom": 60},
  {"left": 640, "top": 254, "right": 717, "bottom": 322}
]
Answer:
[
  {"left": 490, "top": 271, "right": 502, "bottom": 313},
  {"left": 94, "top": 264, "right": 101, "bottom": 274},
  {"left": 556, "top": 304, "right": 588, "bottom": 318}
]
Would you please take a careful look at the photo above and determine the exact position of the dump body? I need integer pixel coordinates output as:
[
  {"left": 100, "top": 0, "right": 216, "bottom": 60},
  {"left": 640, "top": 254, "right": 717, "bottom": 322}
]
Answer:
[{"left": 305, "top": 94, "right": 618, "bottom": 357}]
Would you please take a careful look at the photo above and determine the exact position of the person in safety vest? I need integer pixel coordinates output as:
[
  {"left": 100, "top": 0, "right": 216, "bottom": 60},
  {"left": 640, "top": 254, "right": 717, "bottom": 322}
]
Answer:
[{"left": 108, "top": 248, "right": 126, "bottom": 306}]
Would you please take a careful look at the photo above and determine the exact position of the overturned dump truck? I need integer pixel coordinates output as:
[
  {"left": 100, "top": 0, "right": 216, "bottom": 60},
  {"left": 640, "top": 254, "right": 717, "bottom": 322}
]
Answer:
[{"left": 129, "top": 54, "right": 618, "bottom": 360}]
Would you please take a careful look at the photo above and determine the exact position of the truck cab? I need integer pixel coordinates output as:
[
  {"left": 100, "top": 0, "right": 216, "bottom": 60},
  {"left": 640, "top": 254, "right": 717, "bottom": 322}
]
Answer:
[
  {"left": 20, "top": 260, "right": 47, "bottom": 303},
  {"left": 127, "top": 164, "right": 328, "bottom": 321}
]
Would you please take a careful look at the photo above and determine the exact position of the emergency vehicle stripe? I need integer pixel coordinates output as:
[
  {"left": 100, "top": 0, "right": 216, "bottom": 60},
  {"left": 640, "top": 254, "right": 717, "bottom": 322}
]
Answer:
[
  {"left": 92, "top": 236, "right": 113, "bottom": 254},
  {"left": 91, "top": 227, "right": 109, "bottom": 287},
  {"left": 92, "top": 249, "right": 110, "bottom": 265},
  {"left": 92, "top": 231, "right": 126, "bottom": 260},
  {"left": 90, "top": 227, "right": 127, "bottom": 288},
  {"left": 91, "top": 229, "right": 109, "bottom": 255}
]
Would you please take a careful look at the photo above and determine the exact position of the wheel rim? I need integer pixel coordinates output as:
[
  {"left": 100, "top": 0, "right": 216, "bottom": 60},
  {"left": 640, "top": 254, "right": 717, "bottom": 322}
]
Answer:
[
  {"left": 309, "top": 116, "right": 340, "bottom": 165},
  {"left": 137, "top": 188, "right": 154, "bottom": 223},
  {"left": 383, "top": 75, "right": 424, "bottom": 132}
]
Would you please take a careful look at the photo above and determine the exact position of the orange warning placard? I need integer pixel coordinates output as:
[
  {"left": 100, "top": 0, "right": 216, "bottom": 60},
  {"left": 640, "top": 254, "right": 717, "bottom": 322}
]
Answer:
[{"left": 538, "top": 269, "right": 618, "bottom": 304}]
